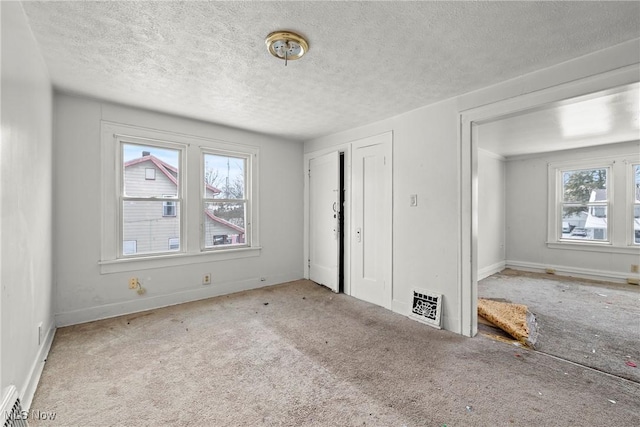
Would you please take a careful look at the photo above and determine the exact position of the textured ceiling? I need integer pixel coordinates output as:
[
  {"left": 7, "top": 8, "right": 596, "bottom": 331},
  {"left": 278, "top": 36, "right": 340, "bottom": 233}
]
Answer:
[{"left": 21, "top": 1, "right": 640, "bottom": 141}]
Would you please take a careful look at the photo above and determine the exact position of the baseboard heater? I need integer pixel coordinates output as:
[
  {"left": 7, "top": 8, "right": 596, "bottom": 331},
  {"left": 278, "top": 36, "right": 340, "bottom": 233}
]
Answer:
[
  {"left": 2, "top": 386, "right": 28, "bottom": 427},
  {"left": 409, "top": 288, "right": 443, "bottom": 329}
]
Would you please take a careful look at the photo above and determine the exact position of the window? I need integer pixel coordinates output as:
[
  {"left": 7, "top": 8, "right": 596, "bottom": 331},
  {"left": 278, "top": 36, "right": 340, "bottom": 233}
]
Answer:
[
  {"left": 123, "top": 240, "right": 137, "bottom": 255},
  {"left": 559, "top": 167, "right": 608, "bottom": 242},
  {"left": 163, "top": 196, "right": 177, "bottom": 217},
  {"left": 548, "top": 155, "right": 640, "bottom": 252},
  {"left": 121, "top": 142, "right": 182, "bottom": 257},
  {"left": 633, "top": 164, "right": 640, "bottom": 245},
  {"left": 168, "top": 237, "right": 180, "bottom": 250},
  {"left": 202, "top": 152, "right": 249, "bottom": 249},
  {"left": 100, "top": 122, "right": 260, "bottom": 273}
]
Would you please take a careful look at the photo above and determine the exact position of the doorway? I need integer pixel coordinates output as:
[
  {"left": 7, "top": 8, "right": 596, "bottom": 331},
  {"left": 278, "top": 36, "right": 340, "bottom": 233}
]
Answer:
[
  {"left": 306, "top": 132, "right": 393, "bottom": 308},
  {"left": 460, "top": 66, "right": 639, "bottom": 337},
  {"left": 308, "top": 151, "right": 343, "bottom": 293}
]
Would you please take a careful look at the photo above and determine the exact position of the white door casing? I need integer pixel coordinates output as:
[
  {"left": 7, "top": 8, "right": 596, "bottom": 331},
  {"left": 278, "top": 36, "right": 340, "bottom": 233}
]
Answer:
[
  {"left": 309, "top": 151, "right": 340, "bottom": 292},
  {"left": 351, "top": 132, "right": 392, "bottom": 308}
]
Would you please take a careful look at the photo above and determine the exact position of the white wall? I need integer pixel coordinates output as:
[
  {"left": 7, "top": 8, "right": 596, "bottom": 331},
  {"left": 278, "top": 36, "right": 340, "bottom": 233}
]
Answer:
[
  {"left": 478, "top": 149, "right": 506, "bottom": 279},
  {"left": 53, "top": 93, "right": 304, "bottom": 326},
  {"left": 505, "top": 141, "right": 639, "bottom": 280},
  {"left": 304, "top": 39, "right": 639, "bottom": 335},
  {"left": 1, "top": 1, "right": 55, "bottom": 409}
]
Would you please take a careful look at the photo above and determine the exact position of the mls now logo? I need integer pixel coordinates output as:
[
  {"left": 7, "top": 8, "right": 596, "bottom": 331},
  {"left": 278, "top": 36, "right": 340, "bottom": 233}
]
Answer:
[{"left": 5, "top": 409, "right": 57, "bottom": 421}]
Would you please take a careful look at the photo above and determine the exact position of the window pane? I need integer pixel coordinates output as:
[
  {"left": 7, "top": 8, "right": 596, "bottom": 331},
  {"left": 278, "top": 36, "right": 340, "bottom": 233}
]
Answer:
[
  {"left": 562, "top": 168, "right": 607, "bottom": 203},
  {"left": 561, "top": 206, "right": 587, "bottom": 237},
  {"left": 204, "top": 202, "right": 246, "bottom": 248},
  {"left": 203, "top": 153, "right": 245, "bottom": 199},
  {"left": 123, "top": 143, "right": 179, "bottom": 197},
  {"left": 562, "top": 205, "right": 607, "bottom": 241},
  {"left": 123, "top": 201, "right": 180, "bottom": 255}
]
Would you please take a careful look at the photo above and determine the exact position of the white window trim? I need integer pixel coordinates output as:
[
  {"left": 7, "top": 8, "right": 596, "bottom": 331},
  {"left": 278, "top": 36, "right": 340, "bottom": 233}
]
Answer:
[
  {"left": 100, "top": 121, "right": 261, "bottom": 274},
  {"left": 200, "top": 148, "right": 256, "bottom": 251},
  {"left": 548, "top": 158, "right": 613, "bottom": 245},
  {"left": 629, "top": 161, "right": 640, "bottom": 246}
]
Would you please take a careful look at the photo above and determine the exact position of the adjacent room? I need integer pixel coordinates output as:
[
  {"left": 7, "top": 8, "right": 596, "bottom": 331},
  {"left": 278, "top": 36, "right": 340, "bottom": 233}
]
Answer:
[{"left": 2, "top": 1, "right": 639, "bottom": 425}]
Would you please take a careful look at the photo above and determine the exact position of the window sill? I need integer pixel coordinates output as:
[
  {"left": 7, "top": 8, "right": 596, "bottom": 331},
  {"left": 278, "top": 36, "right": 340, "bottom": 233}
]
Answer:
[
  {"left": 547, "top": 241, "right": 639, "bottom": 255},
  {"left": 99, "top": 246, "right": 262, "bottom": 274}
]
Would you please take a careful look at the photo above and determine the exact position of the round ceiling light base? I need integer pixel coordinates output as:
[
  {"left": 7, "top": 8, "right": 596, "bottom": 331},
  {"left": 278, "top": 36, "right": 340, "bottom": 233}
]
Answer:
[{"left": 265, "top": 31, "right": 309, "bottom": 62}]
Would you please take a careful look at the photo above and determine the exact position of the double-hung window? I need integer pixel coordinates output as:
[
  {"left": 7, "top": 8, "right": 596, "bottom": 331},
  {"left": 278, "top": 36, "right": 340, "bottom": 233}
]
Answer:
[
  {"left": 549, "top": 155, "right": 640, "bottom": 251},
  {"left": 101, "top": 122, "right": 260, "bottom": 272},
  {"left": 202, "top": 151, "right": 251, "bottom": 249},
  {"left": 120, "top": 141, "right": 184, "bottom": 256},
  {"left": 558, "top": 166, "right": 609, "bottom": 242}
]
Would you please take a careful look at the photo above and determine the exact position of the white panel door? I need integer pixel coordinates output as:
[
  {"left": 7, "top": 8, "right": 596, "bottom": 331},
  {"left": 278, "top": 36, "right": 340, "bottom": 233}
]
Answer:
[
  {"left": 309, "top": 151, "right": 340, "bottom": 292},
  {"left": 351, "top": 133, "right": 392, "bottom": 308}
]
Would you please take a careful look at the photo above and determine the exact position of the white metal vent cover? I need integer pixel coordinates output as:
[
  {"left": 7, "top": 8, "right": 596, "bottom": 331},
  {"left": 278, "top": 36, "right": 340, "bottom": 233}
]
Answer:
[{"left": 409, "top": 289, "right": 443, "bottom": 329}]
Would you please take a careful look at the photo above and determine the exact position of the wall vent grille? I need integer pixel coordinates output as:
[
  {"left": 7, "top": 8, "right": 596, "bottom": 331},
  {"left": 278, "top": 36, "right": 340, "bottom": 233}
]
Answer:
[
  {"left": 409, "top": 289, "right": 443, "bottom": 329},
  {"left": 3, "top": 397, "right": 28, "bottom": 427}
]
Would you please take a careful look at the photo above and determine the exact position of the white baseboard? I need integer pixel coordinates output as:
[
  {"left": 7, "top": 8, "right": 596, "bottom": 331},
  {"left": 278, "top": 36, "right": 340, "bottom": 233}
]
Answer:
[
  {"left": 478, "top": 260, "right": 506, "bottom": 280},
  {"left": 392, "top": 299, "right": 410, "bottom": 317},
  {"left": 55, "top": 273, "right": 302, "bottom": 327},
  {"left": 505, "top": 260, "right": 630, "bottom": 283},
  {"left": 21, "top": 325, "right": 56, "bottom": 411}
]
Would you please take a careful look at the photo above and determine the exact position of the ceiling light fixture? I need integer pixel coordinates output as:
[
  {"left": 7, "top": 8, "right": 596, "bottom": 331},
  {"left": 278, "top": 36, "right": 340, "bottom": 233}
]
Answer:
[{"left": 265, "top": 31, "right": 309, "bottom": 66}]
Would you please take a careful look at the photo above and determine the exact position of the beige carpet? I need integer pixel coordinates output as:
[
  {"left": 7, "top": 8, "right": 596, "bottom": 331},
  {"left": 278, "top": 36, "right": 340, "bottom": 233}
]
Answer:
[{"left": 31, "top": 280, "right": 640, "bottom": 426}]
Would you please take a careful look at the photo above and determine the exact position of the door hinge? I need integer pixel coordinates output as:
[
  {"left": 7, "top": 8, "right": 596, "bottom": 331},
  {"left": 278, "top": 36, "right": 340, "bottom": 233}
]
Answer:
[
  {"left": 308, "top": 259, "right": 311, "bottom": 269},
  {"left": 308, "top": 169, "right": 311, "bottom": 178}
]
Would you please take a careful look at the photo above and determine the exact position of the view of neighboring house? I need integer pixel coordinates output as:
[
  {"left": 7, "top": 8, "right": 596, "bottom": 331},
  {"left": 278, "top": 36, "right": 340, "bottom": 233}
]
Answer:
[
  {"left": 123, "top": 152, "right": 245, "bottom": 255},
  {"left": 583, "top": 188, "right": 607, "bottom": 240}
]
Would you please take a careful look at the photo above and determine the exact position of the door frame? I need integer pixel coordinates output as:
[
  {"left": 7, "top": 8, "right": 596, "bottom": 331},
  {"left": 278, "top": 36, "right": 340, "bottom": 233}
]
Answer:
[
  {"left": 458, "top": 65, "right": 639, "bottom": 338},
  {"left": 304, "top": 144, "right": 352, "bottom": 295}
]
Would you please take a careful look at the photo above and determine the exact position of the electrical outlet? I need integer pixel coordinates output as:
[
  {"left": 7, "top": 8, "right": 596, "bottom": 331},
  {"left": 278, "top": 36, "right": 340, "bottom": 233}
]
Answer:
[
  {"left": 202, "top": 274, "right": 211, "bottom": 285},
  {"left": 129, "top": 277, "right": 138, "bottom": 289},
  {"left": 631, "top": 264, "right": 639, "bottom": 274}
]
